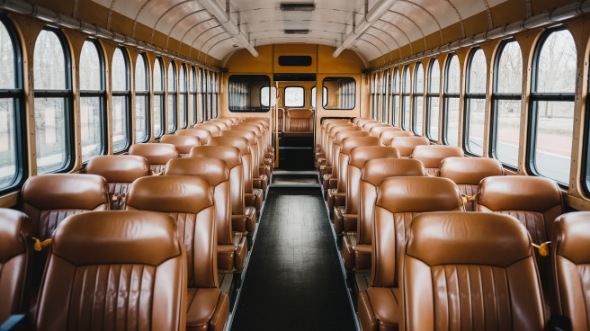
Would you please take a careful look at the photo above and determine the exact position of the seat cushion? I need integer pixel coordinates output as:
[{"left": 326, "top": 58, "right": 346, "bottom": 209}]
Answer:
[{"left": 186, "top": 288, "right": 229, "bottom": 331}]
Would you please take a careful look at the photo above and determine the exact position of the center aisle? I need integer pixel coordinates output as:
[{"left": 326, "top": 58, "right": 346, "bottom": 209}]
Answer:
[{"left": 230, "top": 186, "right": 356, "bottom": 331}]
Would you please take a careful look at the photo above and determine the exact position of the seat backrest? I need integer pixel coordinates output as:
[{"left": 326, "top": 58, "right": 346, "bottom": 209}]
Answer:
[
  {"left": 411, "top": 145, "right": 464, "bottom": 176},
  {"left": 402, "top": 212, "right": 545, "bottom": 331},
  {"left": 371, "top": 176, "right": 464, "bottom": 288},
  {"left": 190, "top": 146, "right": 245, "bottom": 216},
  {"left": 34, "top": 211, "right": 187, "bottom": 331},
  {"left": 332, "top": 131, "right": 371, "bottom": 180},
  {"left": 209, "top": 136, "right": 253, "bottom": 195},
  {"left": 390, "top": 136, "right": 430, "bottom": 157},
  {"left": 194, "top": 123, "right": 221, "bottom": 136},
  {"left": 363, "top": 122, "right": 389, "bottom": 133},
  {"left": 85, "top": 155, "right": 150, "bottom": 210},
  {"left": 355, "top": 118, "right": 376, "bottom": 128},
  {"left": 379, "top": 130, "right": 413, "bottom": 146},
  {"left": 126, "top": 176, "right": 217, "bottom": 289},
  {"left": 220, "top": 130, "right": 260, "bottom": 178},
  {"left": 358, "top": 159, "right": 426, "bottom": 246},
  {"left": 285, "top": 108, "right": 313, "bottom": 132},
  {"left": 552, "top": 211, "right": 590, "bottom": 330},
  {"left": 208, "top": 120, "right": 230, "bottom": 131},
  {"left": 321, "top": 121, "right": 352, "bottom": 155},
  {"left": 347, "top": 147, "right": 401, "bottom": 217},
  {"left": 177, "top": 128, "right": 212, "bottom": 145},
  {"left": 160, "top": 134, "right": 201, "bottom": 156},
  {"left": 477, "top": 176, "right": 563, "bottom": 285},
  {"left": 325, "top": 125, "right": 359, "bottom": 167},
  {"left": 439, "top": 157, "right": 504, "bottom": 211},
  {"left": 165, "top": 157, "right": 233, "bottom": 247},
  {"left": 336, "top": 136, "right": 380, "bottom": 195},
  {"left": 129, "top": 143, "right": 178, "bottom": 174},
  {"left": 0, "top": 209, "right": 31, "bottom": 322},
  {"left": 369, "top": 125, "right": 397, "bottom": 137}
]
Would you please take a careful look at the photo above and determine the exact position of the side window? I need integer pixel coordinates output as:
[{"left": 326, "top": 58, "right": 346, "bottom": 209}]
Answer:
[
  {"left": 464, "top": 48, "right": 487, "bottom": 156},
  {"left": 228, "top": 75, "right": 270, "bottom": 112},
  {"left": 530, "top": 28, "right": 576, "bottom": 184},
  {"left": 443, "top": 54, "right": 460, "bottom": 146},
  {"left": 391, "top": 69, "right": 400, "bottom": 126},
  {"left": 426, "top": 59, "right": 440, "bottom": 142},
  {"left": 323, "top": 77, "right": 355, "bottom": 110},
  {"left": 370, "top": 74, "right": 377, "bottom": 118},
  {"left": 153, "top": 58, "right": 164, "bottom": 138},
  {"left": 413, "top": 63, "right": 424, "bottom": 135},
  {"left": 79, "top": 40, "right": 105, "bottom": 162},
  {"left": 492, "top": 40, "right": 522, "bottom": 168},
  {"left": 190, "top": 67, "right": 197, "bottom": 125},
  {"left": 198, "top": 68, "right": 205, "bottom": 122},
  {"left": 381, "top": 72, "right": 389, "bottom": 123},
  {"left": 167, "top": 61, "right": 177, "bottom": 133},
  {"left": 0, "top": 18, "right": 25, "bottom": 191},
  {"left": 179, "top": 64, "right": 188, "bottom": 129},
  {"left": 310, "top": 86, "right": 328, "bottom": 108},
  {"left": 401, "top": 66, "right": 411, "bottom": 130},
  {"left": 111, "top": 47, "right": 131, "bottom": 153},
  {"left": 33, "top": 29, "right": 73, "bottom": 174},
  {"left": 284, "top": 86, "right": 304, "bottom": 107},
  {"left": 135, "top": 53, "right": 150, "bottom": 143}
]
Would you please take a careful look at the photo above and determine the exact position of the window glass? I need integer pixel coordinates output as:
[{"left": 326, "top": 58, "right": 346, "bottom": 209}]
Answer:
[
  {"left": 229, "top": 75, "right": 270, "bottom": 112},
  {"left": 167, "top": 62, "right": 177, "bottom": 133},
  {"left": 284, "top": 86, "right": 304, "bottom": 107},
  {"left": 492, "top": 40, "right": 522, "bottom": 167},
  {"left": 323, "top": 77, "right": 355, "bottom": 110},
  {"left": 413, "top": 63, "right": 424, "bottom": 135},
  {"left": 79, "top": 40, "right": 105, "bottom": 161},
  {"left": 135, "top": 54, "right": 149, "bottom": 143},
  {"left": 190, "top": 67, "right": 197, "bottom": 125},
  {"left": 427, "top": 59, "right": 440, "bottom": 141},
  {"left": 179, "top": 64, "right": 188, "bottom": 128},
  {"left": 444, "top": 54, "right": 460, "bottom": 146},
  {"left": 34, "top": 29, "right": 71, "bottom": 174},
  {"left": 0, "top": 18, "right": 23, "bottom": 190},
  {"left": 381, "top": 72, "right": 389, "bottom": 123},
  {"left": 153, "top": 58, "right": 164, "bottom": 137},
  {"left": 311, "top": 86, "right": 328, "bottom": 108},
  {"left": 391, "top": 69, "right": 400, "bottom": 126},
  {"left": 465, "top": 48, "right": 486, "bottom": 156},
  {"left": 401, "top": 66, "right": 411, "bottom": 129},
  {"left": 111, "top": 47, "right": 130, "bottom": 152},
  {"left": 531, "top": 29, "right": 576, "bottom": 184}
]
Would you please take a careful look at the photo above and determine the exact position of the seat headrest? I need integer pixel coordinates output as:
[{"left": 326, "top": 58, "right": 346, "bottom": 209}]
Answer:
[
  {"left": 126, "top": 175, "right": 213, "bottom": 213},
  {"left": 52, "top": 211, "right": 181, "bottom": 266},
  {"left": 194, "top": 124, "right": 220, "bottom": 135},
  {"left": 160, "top": 135, "right": 201, "bottom": 154},
  {"left": 341, "top": 137, "right": 380, "bottom": 155},
  {"left": 390, "top": 136, "right": 430, "bottom": 156},
  {"left": 440, "top": 157, "right": 504, "bottom": 185},
  {"left": 220, "top": 130, "right": 256, "bottom": 144},
  {"left": 554, "top": 212, "right": 590, "bottom": 264},
  {"left": 334, "top": 131, "right": 369, "bottom": 145},
  {"left": 287, "top": 108, "right": 313, "bottom": 119},
  {"left": 362, "top": 159, "right": 426, "bottom": 185},
  {"left": 349, "top": 146, "right": 401, "bottom": 169},
  {"left": 129, "top": 143, "right": 179, "bottom": 165},
  {"left": 189, "top": 146, "right": 242, "bottom": 169},
  {"left": 176, "top": 128, "right": 211, "bottom": 144},
  {"left": 234, "top": 124, "right": 262, "bottom": 134},
  {"left": 165, "top": 157, "right": 229, "bottom": 186},
  {"left": 208, "top": 136, "right": 249, "bottom": 154},
  {"left": 376, "top": 176, "right": 463, "bottom": 212},
  {"left": 0, "top": 209, "right": 31, "bottom": 262},
  {"left": 86, "top": 155, "right": 149, "bottom": 183},
  {"left": 478, "top": 176, "right": 562, "bottom": 212},
  {"left": 407, "top": 212, "right": 531, "bottom": 267},
  {"left": 329, "top": 125, "right": 360, "bottom": 137},
  {"left": 369, "top": 125, "right": 396, "bottom": 137},
  {"left": 21, "top": 174, "right": 109, "bottom": 210},
  {"left": 411, "top": 145, "right": 464, "bottom": 168},
  {"left": 379, "top": 130, "right": 413, "bottom": 141}
]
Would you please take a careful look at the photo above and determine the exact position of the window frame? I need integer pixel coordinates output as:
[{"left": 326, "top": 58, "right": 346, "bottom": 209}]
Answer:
[
  {"left": 134, "top": 52, "right": 150, "bottom": 143},
  {"left": 442, "top": 53, "right": 461, "bottom": 146},
  {"left": 381, "top": 71, "right": 390, "bottom": 123},
  {"left": 178, "top": 63, "right": 188, "bottom": 129},
  {"left": 390, "top": 68, "right": 400, "bottom": 126},
  {"left": 426, "top": 58, "right": 441, "bottom": 142},
  {"left": 283, "top": 86, "right": 305, "bottom": 108},
  {"left": 401, "top": 65, "right": 411, "bottom": 130},
  {"left": 167, "top": 60, "right": 177, "bottom": 133},
  {"left": 190, "top": 66, "right": 197, "bottom": 125},
  {"left": 463, "top": 47, "right": 487, "bottom": 156},
  {"left": 412, "top": 62, "right": 425, "bottom": 135},
  {"left": 153, "top": 57, "right": 165, "bottom": 138},
  {"left": 110, "top": 46, "right": 132, "bottom": 153}
]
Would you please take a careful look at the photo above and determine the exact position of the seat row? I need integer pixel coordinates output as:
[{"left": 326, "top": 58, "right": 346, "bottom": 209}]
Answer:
[{"left": 0, "top": 116, "right": 276, "bottom": 330}]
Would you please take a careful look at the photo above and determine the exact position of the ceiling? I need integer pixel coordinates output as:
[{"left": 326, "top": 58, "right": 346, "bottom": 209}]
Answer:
[{"left": 94, "top": 0, "right": 510, "bottom": 62}]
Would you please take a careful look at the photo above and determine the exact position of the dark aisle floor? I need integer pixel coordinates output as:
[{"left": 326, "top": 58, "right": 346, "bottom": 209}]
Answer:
[{"left": 230, "top": 187, "right": 356, "bottom": 331}]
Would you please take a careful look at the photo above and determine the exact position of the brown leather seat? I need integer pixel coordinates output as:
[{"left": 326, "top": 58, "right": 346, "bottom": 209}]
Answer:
[
  {"left": 207, "top": 120, "right": 230, "bottom": 131},
  {"left": 355, "top": 118, "right": 377, "bottom": 128},
  {"left": 165, "top": 157, "right": 247, "bottom": 272},
  {"left": 21, "top": 174, "right": 110, "bottom": 286},
  {"left": 477, "top": 175, "right": 563, "bottom": 288},
  {"left": 85, "top": 155, "right": 150, "bottom": 210},
  {"left": 194, "top": 123, "right": 221, "bottom": 136},
  {"left": 0, "top": 209, "right": 31, "bottom": 322},
  {"left": 369, "top": 125, "right": 397, "bottom": 138},
  {"left": 411, "top": 145, "right": 463, "bottom": 176},
  {"left": 325, "top": 130, "right": 369, "bottom": 192},
  {"left": 439, "top": 157, "right": 504, "bottom": 211},
  {"left": 222, "top": 128, "right": 269, "bottom": 192},
  {"left": 552, "top": 211, "right": 590, "bottom": 329},
  {"left": 316, "top": 121, "right": 353, "bottom": 169},
  {"left": 389, "top": 136, "right": 430, "bottom": 157},
  {"left": 358, "top": 176, "right": 464, "bottom": 331},
  {"left": 33, "top": 211, "right": 188, "bottom": 331},
  {"left": 237, "top": 121, "right": 274, "bottom": 175},
  {"left": 362, "top": 122, "right": 390, "bottom": 133},
  {"left": 341, "top": 157, "right": 425, "bottom": 272},
  {"left": 320, "top": 124, "right": 359, "bottom": 184},
  {"left": 190, "top": 146, "right": 256, "bottom": 236},
  {"left": 284, "top": 108, "right": 314, "bottom": 137},
  {"left": 329, "top": 136, "right": 380, "bottom": 232},
  {"left": 177, "top": 128, "right": 212, "bottom": 145},
  {"left": 125, "top": 176, "right": 229, "bottom": 331},
  {"left": 129, "top": 142, "right": 179, "bottom": 175},
  {"left": 161, "top": 134, "right": 201, "bottom": 157},
  {"left": 379, "top": 130, "right": 412, "bottom": 146},
  {"left": 209, "top": 136, "right": 262, "bottom": 224},
  {"left": 401, "top": 212, "right": 546, "bottom": 331}
]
